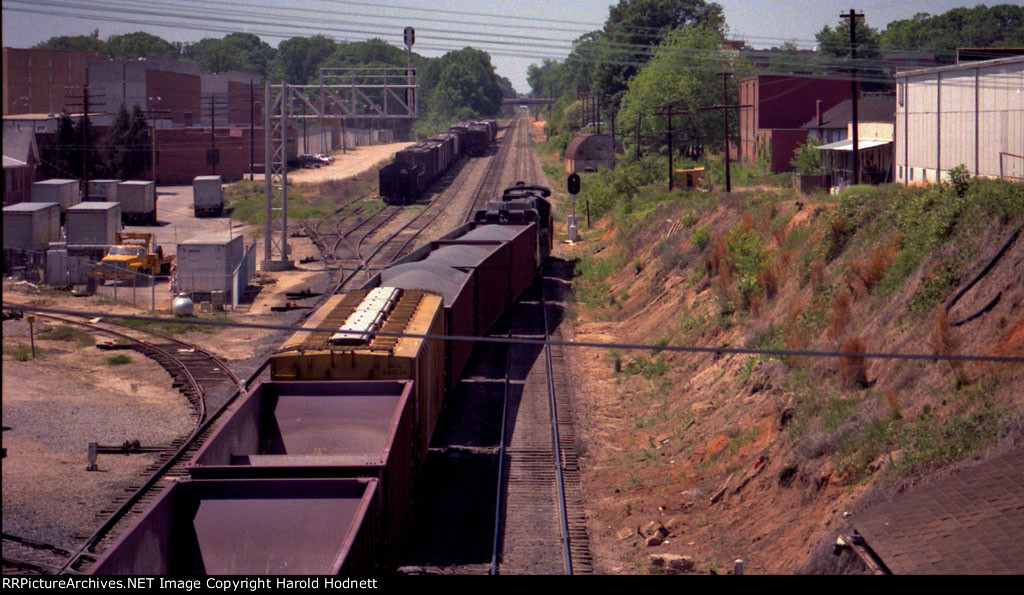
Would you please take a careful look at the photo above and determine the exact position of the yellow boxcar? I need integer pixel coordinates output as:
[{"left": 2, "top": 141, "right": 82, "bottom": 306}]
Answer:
[{"left": 271, "top": 289, "right": 446, "bottom": 466}]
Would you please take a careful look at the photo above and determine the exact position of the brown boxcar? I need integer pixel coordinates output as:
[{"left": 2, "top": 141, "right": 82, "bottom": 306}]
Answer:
[
  {"left": 88, "top": 477, "right": 381, "bottom": 575},
  {"left": 270, "top": 290, "right": 445, "bottom": 466},
  {"left": 188, "top": 380, "right": 415, "bottom": 569}
]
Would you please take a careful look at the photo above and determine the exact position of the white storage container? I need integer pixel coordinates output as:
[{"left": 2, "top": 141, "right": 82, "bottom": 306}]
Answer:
[
  {"left": 88, "top": 179, "right": 120, "bottom": 202},
  {"left": 176, "top": 232, "right": 244, "bottom": 296},
  {"left": 3, "top": 202, "right": 62, "bottom": 251},
  {"left": 66, "top": 202, "right": 121, "bottom": 246},
  {"left": 117, "top": 180, "right": 157, "bottom": 224},
  {"left": 31, "top": 179, "right": 81, "bottom": 211},
  {"left": 192, "top": 176, "right": 223, "bottom": 216}
]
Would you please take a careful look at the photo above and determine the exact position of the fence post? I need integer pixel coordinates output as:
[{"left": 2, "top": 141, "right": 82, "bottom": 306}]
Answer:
[
  {"left": 133, "top": 270, "right": 137, "bottom": 306},
  {"left": 151, "top": 273, "right": 155, "bottom": 312}
]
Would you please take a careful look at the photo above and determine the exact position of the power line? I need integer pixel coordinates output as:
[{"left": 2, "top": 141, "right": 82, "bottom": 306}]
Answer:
[{"left": 4, "top": 303, "right": 1023, "bottom": 365}]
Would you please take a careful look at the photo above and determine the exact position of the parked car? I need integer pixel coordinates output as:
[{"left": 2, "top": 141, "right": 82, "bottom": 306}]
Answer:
[
  {"left": 315, "top": 153, "right": 335, "bottom": 165},
  {"left": 287, "top": 154, "right": 322, "bottom": 169}
]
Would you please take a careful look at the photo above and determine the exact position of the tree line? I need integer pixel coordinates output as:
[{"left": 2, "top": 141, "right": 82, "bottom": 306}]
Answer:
[
  {"left": 529, "top": 2, "right": 1024, "bottom": 156},
  {"left": 33, "top": 30, "right": 513, "bottom": 139}
]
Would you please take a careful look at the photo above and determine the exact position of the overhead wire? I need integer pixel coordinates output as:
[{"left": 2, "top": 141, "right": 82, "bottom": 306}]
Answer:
[{"left": 3, "top": 304, "right": 1023, "bottom": 365}]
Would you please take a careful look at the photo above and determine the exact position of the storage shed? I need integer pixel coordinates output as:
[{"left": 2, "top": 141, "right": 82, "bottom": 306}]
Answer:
[
  {"left": 117, "top": 180, "right": 157, "bottom": 224},
  {"left": 564, "top": 133, "right": 615, "bottom": 174},
  {"left": 192, "top": 175, "right": 223, "bottom": 216},
  {"left": 66, "top": 202, "right": 121, "bottom": 246},
  {"left": 176, "top": 232, "right": 245, "bottom": 298},
  {"left": 87, "top": 180, "right": 120, "bottom": 202},
  {"left": 5, "top": 202, "right": 61, "bottom": 270},
  {"left": 31, "top": 179, "right": 81, "bottom": 211}
]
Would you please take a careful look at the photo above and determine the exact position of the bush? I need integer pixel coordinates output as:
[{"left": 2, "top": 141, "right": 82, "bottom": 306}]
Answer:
[{"left": 106, "top": 354, "right": 132, "bottom": 365}]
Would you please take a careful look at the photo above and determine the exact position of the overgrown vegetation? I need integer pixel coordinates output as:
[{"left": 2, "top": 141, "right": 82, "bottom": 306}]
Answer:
[{"left": 39, "top": 325, "right": 96, "bottom": 347}]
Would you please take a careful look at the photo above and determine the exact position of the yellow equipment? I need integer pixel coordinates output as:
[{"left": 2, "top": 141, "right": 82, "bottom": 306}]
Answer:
[{"left": 97, "top": 232, "right": 174, "bottom": 281}]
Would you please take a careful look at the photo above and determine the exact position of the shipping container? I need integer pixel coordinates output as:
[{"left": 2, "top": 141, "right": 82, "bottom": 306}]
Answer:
[
  {"left": 87, "top": 180, "right": 120, "bottom": 202},
  {"left": 176, "top": 232, "right": 244, "bottom": 297},
  {"left": 188, "top": 380, "right": 415, "bottom": 568},
  {"left": 87, "top": 477, "right": 381, "bottom": 575},
  {"left": 117, "top": 180, "right": 156, "bottom": 224},
  {"left": 31, "top": 179, "right": 80, "bottom": 212},
  {"left": 192, "top": 175, "right": 223, "bottom": 216},
  {"left": 3, "top": 202, "right": 61, "bottom": 252},
  {"left": 65, "top": 202, "right": 121, "bottom": 246},
  {"left": 271, "top": 290, "right": 446, "bottom": 466}
]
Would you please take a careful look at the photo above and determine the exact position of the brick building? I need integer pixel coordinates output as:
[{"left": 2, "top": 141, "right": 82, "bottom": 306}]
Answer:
[
  {"left": 88, "top": 57, "right": 203, "bottom": 126},
  {"left": 738, "top": 75, "right": 851, "bottom": 172},
  {"left": 2, "top": 48, "right": 106, "bottom": 116}
]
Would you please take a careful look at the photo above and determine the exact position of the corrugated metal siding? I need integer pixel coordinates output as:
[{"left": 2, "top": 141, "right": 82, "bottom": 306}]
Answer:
[
  {"left": 897, "top": 58, "right": 1023, "bottom": 182},
  {"left": 939, "top": 69, "right": 976, "bottom": 172}
]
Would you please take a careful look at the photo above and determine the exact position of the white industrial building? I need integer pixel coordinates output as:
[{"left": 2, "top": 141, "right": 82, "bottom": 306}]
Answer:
[{"left": 895, "top": 55, "right": 1023, "bottom": 184}]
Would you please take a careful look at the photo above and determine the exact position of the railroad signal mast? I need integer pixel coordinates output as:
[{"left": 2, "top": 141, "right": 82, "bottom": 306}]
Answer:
[{"left": 262, "top": 28, "right": 419, "bottom": 270}]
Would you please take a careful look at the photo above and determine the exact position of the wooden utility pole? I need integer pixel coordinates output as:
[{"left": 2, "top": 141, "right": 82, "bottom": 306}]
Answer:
[
  {"left": 841, "top": 8, "right": 865, "bottom": 185},
  {"left": 64, "top": 78, "right": 103, "bottom": 200},
  {"left": 699, "top": 73, "right": 750, "bottom": 193}
]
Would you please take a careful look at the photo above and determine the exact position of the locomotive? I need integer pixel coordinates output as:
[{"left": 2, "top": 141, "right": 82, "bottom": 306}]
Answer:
[
  {"left": 378, "top": 120, "right": 497, "bottom": 204},
  {"left": 89, "top": 183, "right": 553, "bottom": 575}
]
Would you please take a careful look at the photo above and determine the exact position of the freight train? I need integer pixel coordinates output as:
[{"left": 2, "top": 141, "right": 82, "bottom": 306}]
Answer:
[
  {"left": 378, "top": 120, "right": 497, "bottom": 204},
  {"left": 88, "top": 182, "right": 553, "bottom": 575}
]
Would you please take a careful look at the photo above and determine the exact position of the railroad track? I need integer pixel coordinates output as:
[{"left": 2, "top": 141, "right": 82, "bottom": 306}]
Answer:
[
  {"left": 399, "top": 115, "right": 591, "bottom": 574},
  {"left": 2, "top": 307, "right": 250, "bottom": 575},
  {"left": 2, "top": 533, "right": 73, "bottom": 575}
]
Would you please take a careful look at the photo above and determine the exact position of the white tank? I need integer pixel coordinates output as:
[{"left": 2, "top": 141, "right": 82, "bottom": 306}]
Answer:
[{"left": 172, "top": 293, "right": 194, "bottom": 317}]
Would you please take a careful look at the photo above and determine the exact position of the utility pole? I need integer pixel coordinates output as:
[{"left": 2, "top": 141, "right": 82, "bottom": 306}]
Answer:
[
  {"left": 209, "top": 95, "right": 216, "bottom": 175},
  {"left": 699, "top": 73, "right": 751, "bottom": 193},
  {"left": 64, "top": 77, "right": 103, "bottom": 200},
  {"left": 841, "top": 8, "right": 864, "bottom": 185},
  {"left": 250, "top": 79, "right": 255, "bottom": 181}
]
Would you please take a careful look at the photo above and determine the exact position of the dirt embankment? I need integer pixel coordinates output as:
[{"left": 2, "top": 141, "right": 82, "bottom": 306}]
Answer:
[{"left": 556, "top": 184, "right": 1023, "bottom": 574}]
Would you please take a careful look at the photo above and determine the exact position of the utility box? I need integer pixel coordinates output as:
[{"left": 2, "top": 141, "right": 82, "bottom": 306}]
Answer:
[
  {"left": 673, "top": 167, "right": 706, "bottom": 191},
  {"left": 117, "top": 181, "right": 157, "bottom": 224},
  {"left": 4, "top": 202, "right": 62, "bottom": 252},
  {"left": 66, "top": 202, "right": 121, "bottom": 246},
  {"left": 192, "top": 176, "right": 223, "bottom": 217},
  {"left": 88, "top": 180, "right": 120, "bottom": 202},
  {"left": 176, "top": 232, "right": 245, "bottom": 298},
  {"left": 31, "top": 179, "right": 81, "bottom": 212}
]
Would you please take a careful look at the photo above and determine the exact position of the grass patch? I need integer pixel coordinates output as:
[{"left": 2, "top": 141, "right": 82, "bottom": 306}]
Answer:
[
  {"left": 120, "top": 316, "right": 228, "bottom": 336},
  {"left": 39, "top": 325, "right": 96, "bottom": 347},
  {"left": 106, "top": 354, "right": 132, "bottom": 365},
  {"left": 4, "top": 343, "right": 43, "bottom": 361}
]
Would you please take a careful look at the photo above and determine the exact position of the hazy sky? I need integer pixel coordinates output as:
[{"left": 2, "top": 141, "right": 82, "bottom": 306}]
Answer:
[{"left": 1, "top": 0, "right": 1001, "bottom": 92}]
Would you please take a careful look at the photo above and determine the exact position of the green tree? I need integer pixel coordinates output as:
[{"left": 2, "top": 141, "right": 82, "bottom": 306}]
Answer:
[
  {"left": 790, "top": 136, "right": 823, "bottom": 175},
  {"left": 591, "top": 0, "right": 725, "bottom": 111},
  {"left": 33, "top": 30, "right": 106, "bottom": 53},
  {"left": 106, "top": 32, "right": 179, "bottom": 60},
  {"left": 270, "top": 35, "right": 336, "bottom": 83},
  {"left": 102, "top": 103, "right": 150, "bottom": 179},
  {"left": 616, "top": 24, "right": 728, "bottom": 158},
  {"left": 421, "top": 48, "right": 504, "bottom": 120},
  {"left": 880, "top": 5, "right": 1024, "bottom": 64},
  {"left": 815, "top": 18, "right": 885, "bottom": 91}
]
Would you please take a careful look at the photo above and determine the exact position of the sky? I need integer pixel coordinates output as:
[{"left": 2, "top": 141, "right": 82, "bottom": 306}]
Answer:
[{"left": 0, "top": 0, "right": 1005, "bottom": 93}]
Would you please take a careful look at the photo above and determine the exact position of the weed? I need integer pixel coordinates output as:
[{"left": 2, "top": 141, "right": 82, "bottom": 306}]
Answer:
[
  {"left": 828, "top": 291, "right": 852, "bottom": 339},
  {"left": 693, "top": 225, "right": 711, "bottom": 250},
  {"left": 4, "top": 343, "right": 42, "bottom": 361},
  {"left": 106, "top": 354, "right": 132, "bottom": 365},
  {"left": 39, "top": 325, "right": 95, "bottom": 347},
  {"left": 908, "top": 258, "right": 961, "bottom": 318},
  {"left": 839, "top": 336, "right": 870, "bottom": 389}
]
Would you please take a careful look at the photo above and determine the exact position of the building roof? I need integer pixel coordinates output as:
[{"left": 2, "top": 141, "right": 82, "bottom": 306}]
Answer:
[
  {"left": 802, "top": 97, "right": 895, "bottom": 130},
  {"left": 2, "top": 128, "right": 39, "bottom": 164},
  {"left": 895, "top": 54, "right": 1024, "bottom": 78},
  {"left": 852, "top": 448, "right": 1024, "bottom": 574},
  {"left": 815, "top": 138, "right": 891, "bottom": 151}
]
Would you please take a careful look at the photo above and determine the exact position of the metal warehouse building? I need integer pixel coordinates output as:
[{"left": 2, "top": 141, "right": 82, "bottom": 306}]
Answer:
[{"left": 895, "top": 55, "right": 1023, "bottom": 184}]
